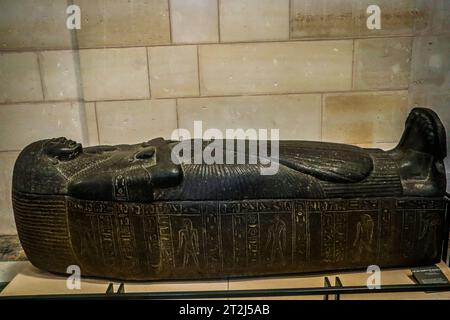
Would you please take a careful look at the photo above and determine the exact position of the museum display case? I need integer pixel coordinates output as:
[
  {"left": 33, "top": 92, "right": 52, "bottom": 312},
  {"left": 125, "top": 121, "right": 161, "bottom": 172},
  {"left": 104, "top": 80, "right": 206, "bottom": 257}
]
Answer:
[{"left": 0, "top": 0, "right": 449, "bottom": 302}]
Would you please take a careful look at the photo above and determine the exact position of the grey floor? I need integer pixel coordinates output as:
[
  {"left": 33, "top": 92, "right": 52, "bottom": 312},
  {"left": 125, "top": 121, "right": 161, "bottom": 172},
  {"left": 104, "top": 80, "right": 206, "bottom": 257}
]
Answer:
[
  {"left": 0, "top": 235, "right": 26, "bottom": 262},
  {"left": 0, "top": 235, "right": 27, "bottom": 292}
]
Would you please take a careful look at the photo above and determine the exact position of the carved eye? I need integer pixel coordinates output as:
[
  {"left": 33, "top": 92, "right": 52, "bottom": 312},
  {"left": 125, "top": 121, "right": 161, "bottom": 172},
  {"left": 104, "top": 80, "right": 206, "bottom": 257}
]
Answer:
[{"left": 135, "top": 147, "right": 155, "bottom": 160}]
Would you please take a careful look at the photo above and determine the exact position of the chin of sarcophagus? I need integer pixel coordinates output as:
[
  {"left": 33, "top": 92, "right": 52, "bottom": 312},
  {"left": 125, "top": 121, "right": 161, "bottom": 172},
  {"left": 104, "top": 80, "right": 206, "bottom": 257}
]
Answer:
[{"left": 11, "top": 107, "right": 448, "bottom": 281}]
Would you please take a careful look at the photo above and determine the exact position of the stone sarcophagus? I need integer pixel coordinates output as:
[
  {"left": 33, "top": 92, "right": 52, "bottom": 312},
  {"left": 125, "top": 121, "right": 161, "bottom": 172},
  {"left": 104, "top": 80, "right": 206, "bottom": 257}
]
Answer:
[{"left": 12, "top": 108, "right": 448, "bottom": 280}]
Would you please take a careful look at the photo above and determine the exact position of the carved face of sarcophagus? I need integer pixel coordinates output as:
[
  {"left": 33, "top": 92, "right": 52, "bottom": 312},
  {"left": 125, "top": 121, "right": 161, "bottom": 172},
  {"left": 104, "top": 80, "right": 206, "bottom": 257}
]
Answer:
[{"left": 12, "top": 108, "right": 448, "bottom": 280}]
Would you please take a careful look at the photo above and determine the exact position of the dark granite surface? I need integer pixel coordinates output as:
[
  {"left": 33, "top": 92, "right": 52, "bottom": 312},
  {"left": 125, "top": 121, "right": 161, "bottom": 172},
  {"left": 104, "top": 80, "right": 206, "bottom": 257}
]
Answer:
[{"left": 0, "top": 235, "right": 27, "bottom": 261}]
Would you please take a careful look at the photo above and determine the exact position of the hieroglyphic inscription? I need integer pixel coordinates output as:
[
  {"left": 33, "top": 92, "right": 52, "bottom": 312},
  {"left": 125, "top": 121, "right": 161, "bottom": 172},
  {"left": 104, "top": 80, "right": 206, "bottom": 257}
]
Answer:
[
  {"left": 378, "top": 200, "right": 394, "bottom": 261},
  {"left": 401, "top": 210, "right": 418, "bottom": 259},
  {"left": 157, "top": 214, "right": 175, "bottom": 270},
  {"left": 142, "top": 214, "right": 160, "bottom": 271},
  {"left": 246, "top": 213, "right": 259, "bottom": 266},
  {"left": 115, "top": 203, "right": 138, "bottom": 269},
  {"left": 203, "top": 203, "right": 222, "bottom": 271},
  {"left": 418, "top": 210, "right": 442, "bottom": 259},
  {"left": 66, "top": 197, "right": 446, "bottom": 279},
  {"left": 334, "top": 212, "right": 348, "bottom": 263},
  {"left": 98, "top": 214, "right": 116, "bottom": 264},
  {"left": 293, "top": 201, "right": 310, "bottom": 265},
  {"left": 232, "top": 214, "right": 246, "bottom": 267},
  {"left": 309, "top": 200, "right": 349, "bottom": 264}
]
